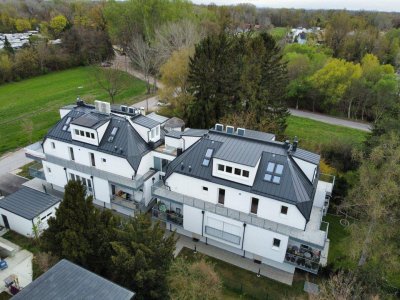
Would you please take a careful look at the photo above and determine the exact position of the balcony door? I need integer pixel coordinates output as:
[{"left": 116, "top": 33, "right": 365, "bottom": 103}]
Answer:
[{"left": 218, "top": 188, "right": 225, "bottom": 205}]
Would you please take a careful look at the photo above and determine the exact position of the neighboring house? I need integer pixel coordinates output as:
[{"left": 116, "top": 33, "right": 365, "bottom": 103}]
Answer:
[
  {"left": 152, "top": 123, "right": 334, "bottom": 277},
  {"left": 12, "top": 259, "right": 134, "bottom": 300},
  {"left": 26, "top": 100, "right": 176, "bottom": 217},
  {"left": 0, "top": 187, "right": 60, "bottom": 237},
  {"left": 25, "top": 99, "right": 334, "bottom": 283},
  {"left": 0, "top": 31, "right": 39, "bottom": 50},
  {"left": 287, "top": 27, "right": 324, "bottom": 45}
]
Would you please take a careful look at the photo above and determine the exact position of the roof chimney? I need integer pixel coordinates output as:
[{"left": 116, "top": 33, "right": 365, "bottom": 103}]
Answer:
[
  {"left": 284, "top": 140, "right": 290, "bottom": 149},
  {"left": 76, "top": 97, "right": 84, "bottom": 106},
  {"left": 293, "top": 136, "right": 298, "bottom": 152}
]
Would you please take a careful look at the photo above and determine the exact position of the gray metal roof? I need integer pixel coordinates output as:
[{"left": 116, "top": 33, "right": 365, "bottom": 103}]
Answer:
[
  {"left": 71, "top": 113, "right": 109, "bottom": 129},
  {"left": 146, "top": 112, "right": 169, "bottom": 124},
  {"left": 12, "top": 259, "right": 134, "bottom": 300},
  {"left": 182, "top": 129, "right": 208, "bottom": 137},
  {"left": 165, "top": 131, "right": 319, "bottom": 220},
  {"left": 45, "top": 105, "right": 152, "bottom": 171},
  {"left": 132, "top": 114, "right": 159, "bottom": 129},
  {"left": 165, "top": 117, "right": 185, "bottom": 128},
  {"left": 0, "top": 187, "right": 60, "bottom": 220},
  {"left": 165, "top": 130, "right": 183, "bottom": 138}
]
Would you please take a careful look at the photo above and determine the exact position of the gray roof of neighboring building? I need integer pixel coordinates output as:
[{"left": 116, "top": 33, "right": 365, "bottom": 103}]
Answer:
[
  {"left": 165, "top": 131, "right": 319, "bottom": 220},
  {"left": 45, "top": 105, "right": 153, "bottom": 171},
  {"left": 12, "top": 259, "right": 134, "bottom": 300},
  {"left": 0, "top": 187, "right": 60, "bottom": 220},
  {"left": 71, "top": 113, "right": 109, "bottom": 129},
  {"left": 165, "top": 130, "right": 183, "bottom": 138},
  {"left": 165, "top": 129, "right": 208, "bottom": 139},
  {"left": 132, "top": 114, "right": 160, "bottom": 129},
  {"left": 165, "top": 117, "right": 185, "bottom": 128},
  {"left": 146, "top": 112, "right": 169, "bottom": 124}
]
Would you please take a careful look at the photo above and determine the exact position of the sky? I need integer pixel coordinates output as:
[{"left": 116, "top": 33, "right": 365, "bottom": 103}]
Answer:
[{"left": 191, "top": 0, "right": 400, "bottom": 12}]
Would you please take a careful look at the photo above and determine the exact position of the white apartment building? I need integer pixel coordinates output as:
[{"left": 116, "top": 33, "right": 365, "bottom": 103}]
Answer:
[{"left": 26, "top": 100, "right": 334, "bottom": 280}]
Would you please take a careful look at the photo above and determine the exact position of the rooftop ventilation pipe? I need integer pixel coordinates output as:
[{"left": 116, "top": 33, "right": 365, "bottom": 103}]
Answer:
[{"left": 292, "top": 136, "right": 298, "bottom": 152}]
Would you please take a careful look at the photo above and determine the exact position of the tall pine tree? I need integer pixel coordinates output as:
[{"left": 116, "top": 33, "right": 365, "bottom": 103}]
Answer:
[{"left": 3, "top": 36, "right": 14, "bottom": 55}]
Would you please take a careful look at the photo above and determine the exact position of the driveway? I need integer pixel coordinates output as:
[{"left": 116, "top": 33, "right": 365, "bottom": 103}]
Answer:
[
  {"left": 0, "top": 149, "right": 32, "bottom": 178},
  {"left": 289, "top": 109, "right": 371, "bottom": 132}
]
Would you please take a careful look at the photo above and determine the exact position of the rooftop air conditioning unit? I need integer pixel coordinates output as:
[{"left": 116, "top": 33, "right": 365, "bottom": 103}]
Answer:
[
  {"left": 121, "top": 105, "right": 127, "bottom": 112},
  {"left": 237, "top": 128, "right": 245, "bottom": 136},
  {"left": 226, "top": 126, "right": 234, "bottom": 134},
  {"left": 215, "top": 123, "right": 224, "bottom": 131},
  {"left": 128, "top": 107, "right": 135, "bottom": 114},
  {"left": 94, "top": 100, "right": 111, "bottom": 115}
]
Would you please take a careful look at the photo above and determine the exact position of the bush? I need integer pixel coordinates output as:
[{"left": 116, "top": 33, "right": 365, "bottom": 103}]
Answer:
[{"left": 321, "top": 139, "right": 359, "bottom": 172}]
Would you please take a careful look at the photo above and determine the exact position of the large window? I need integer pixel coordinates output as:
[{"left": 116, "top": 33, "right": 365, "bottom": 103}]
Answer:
[
  {"left": 264, "top": 162, "right": 284, "bottom": 184},
  {"left": 154, "top": 157, "right": 169, "bottom": 173},
  {"left": 68, "top": 147, "right": 75, "bottom": 161},
  {"left": 90, "top": 152, "right": 95, "bottom": 167}
]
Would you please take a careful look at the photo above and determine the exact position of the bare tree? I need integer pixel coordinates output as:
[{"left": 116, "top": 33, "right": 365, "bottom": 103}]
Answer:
[
  {"left": 154, "top": 19, "right": 205, "bottom": 65},
  {"left": 92, "top": 62, "right": 126, "bottom": 103}
]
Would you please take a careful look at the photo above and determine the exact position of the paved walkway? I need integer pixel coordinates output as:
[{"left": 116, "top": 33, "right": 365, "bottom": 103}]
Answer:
[
  {"left": 172, "top": 232, "right": 294, "bottom": 285},
  {"left": 289, "top": 109, "right": 371, "bottom": 132},
  {"left": 0, "top": 149, "right": 32, "bottom": 178}
]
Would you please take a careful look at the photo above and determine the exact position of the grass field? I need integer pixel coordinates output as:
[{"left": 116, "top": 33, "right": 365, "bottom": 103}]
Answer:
[
  {"left": 179, "top": 247, "right": 306, "bottom": 299},
  {"left": 285, "top": 116, "right": 368, "bottom": 152},
  {"left": 269, "top": 27, "right": 289, "bottom": 40},
  {"left": 0, "top": 67, "right": 147, "bottom": 155}
]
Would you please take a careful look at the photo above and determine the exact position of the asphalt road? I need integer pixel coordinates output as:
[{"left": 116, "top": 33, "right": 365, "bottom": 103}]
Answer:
[{"left": 289, "top": 109, "right": 371, "bottom": 132}]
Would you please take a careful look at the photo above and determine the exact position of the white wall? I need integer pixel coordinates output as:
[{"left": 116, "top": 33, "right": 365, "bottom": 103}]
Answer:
[
  {"left": 212, "top": 158, "right": 259, "bottom": 186},
  {"left": 60, "top": 108, "right": 72, "bottom": 119},
  {"left": 97, "top": 121, "right": 110, "bottom": 143},
  {"left": 130, "top": 121, "right": 149, "bottom": 143},
  {"left": 244, "top": 225, "right": 288, "bottom": 263},
  {"left": 166, "top": 173, "right": 306, "bottom": 230},
  {"left": 70, "top": 125, "right": 99, "bottom": 146},
  {"left": 43, "top": 139, "right": 136, "bottom": 179},
  {"left": 183, "top": 205, "right": 203, "bottom": 235},
  {"left": 92, "top": 177, "right": 110, "bottom": 203},
  {"left": 43, "top": 161, "right": 68, "bottom": 188},
  {"left": 293, "top": 157, "right": 317, "bottom": 183},
  {"left": 35, "top": 203, "right": 60, "bottom": 233},
  {"left": 165, "top": 136, "right": 182, "bottom": 150},
  {"left": 0, "top": 211, "right": 33, "bottom": 237},
  {"left": 136, "top": 152, "right": 152, "bottom": 176},
  {"left": 182, "top": 136, "right": 201, "bottom": 150}
]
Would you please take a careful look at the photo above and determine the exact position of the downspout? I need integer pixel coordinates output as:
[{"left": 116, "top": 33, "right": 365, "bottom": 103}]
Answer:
[
  {"left": 201, "top": 210, "right": 205, "bottom": 236},
  {"left": 90, "top": 175, "right": 96, "bottom": 200},
  {"left": 242, "top": 223, "right": 247, "bottom": 257},
  {"left": 63, "top": 167, "right": 68, "bottom": 182}
]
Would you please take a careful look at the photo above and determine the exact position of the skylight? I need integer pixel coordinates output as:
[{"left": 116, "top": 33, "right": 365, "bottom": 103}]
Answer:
[
  {"left": 108, "top": 127, "right": 119, "bottom": 142},
  {"left": 202, "top": 148, "right": 213, "bottom": 166},
  {"left": 264, "top": 162, "right": 284, "bottom": 184},
  {"left": 202, "top": 159, "right": 210, "bottom": 166},
  {"left": 63, "top": 117, "right": 72, "bottom": 131},
  {"left": 205, "top": 148, "right": 213, "bottom": 158}
]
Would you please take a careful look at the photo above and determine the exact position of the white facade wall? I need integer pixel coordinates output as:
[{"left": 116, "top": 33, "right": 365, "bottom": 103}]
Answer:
[
  {"left": 70, "top": 124, "right": 99, "bottom": 146},
  {"left": 130, "top": 122, "right": 150, "bottom": 143},
  {"left": 183, "top": 205, "right": 203, "bottom": 235},
  {"left": 43, "top": 139, "right": 136, "bottom": 179},
  {"left": 136, "top": 152, "right": 153, "bottom": 176},
  {"left": 97, "top": 121, "right": 110, "bottom": 142},
  {"left": 243, "top": 225, "right": 288, "bottom": 263},
  {"left": 60, "top": 108, "right": 72, "bottom": 119},
  {"left": 43, "top": 161, "right": 68, "bottom": 188},
  {"left": 165, "top": 137, "right": 182, "bottom": 149},
  {"left": 0, "top": 211, "right": 32, "bottom": 237},
  {"left": 293, "top": 157, "right": 317, "bottom": 183},
  {"left": 212, "top": 158, "right": 260, "bottom": 186},
  {"left": 182, "top": 136, "right": 201, "bottom": 150},
  {"left": 35, "top": 203, "right": 60, "bottom": 233},
  {"left": 166, "top": 173, "right": 306, "bottom": 230}
]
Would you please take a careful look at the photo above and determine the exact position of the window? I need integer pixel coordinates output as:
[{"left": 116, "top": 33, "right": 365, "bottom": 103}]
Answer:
[
  {"left": 218, "top": 164, "right": 224, "bottom": 171},
  {"left": 75, "top": 129, "right": 79, "bottom": 135},
  {"left": 234, "top": 168, "right": 241, "bottom": 175},
  {"left": 202, "top": 158, "right": 210, "bottom": 166},
  {"left": 85, "top": 132, "right": 90, "bottom": 138},
  {"left": 203, "top": 186, "right": 208, "bottom": 191},
  {"left": 47, "top": 213, "right": 52, "bottom": 217},
  {"left": 90, "top": 152, "right": 95, "bottom": 167},
  {"left": 108, "top": 127, "right": 119, "bottom": 142},
  {"left": 218, "top": 188, "right": 225, "bottom": 205},
  {"left": 51, "top": 142, "right": 55, "bottom": 149},
  {"left": 80, "top": 130, "right": 84, "bottom": 136},
  {"left": 47, "top": 167, "right": 51, "bottom": 173},
  {"left": 242, "top": 170, "right": 249, "bottom": 178},
  {"left": 205, "top": 148, "right": 214, "bottom": 158},
  {"left": 90, "top": 133, "right": 95, "bottom": 139},
  {"left": 251, "top": 197, "right": 259, "bottom": 214},
  {"left": 102, "top": 158, "right": 106, "bottom": 163},
  {"left": 41, "top": 216, "right": 47, "bottom": 221},
  {"left": 281, "top": 206, "right": 288, "bottom": 215},
  {"left": 273, "top": 238, "right": 281, "bottom": 248},
  {"left": 226, "top": 166, "right": 232, "bottom": 173},
  {"left": 70, "top": 174, "right": 76, "bottom": 181},
  {"left": 68, "top": 147, "right": 75, "bottom": 161},
  {"left": 264, "top": 162, "right": 284, "bottom": 184}
]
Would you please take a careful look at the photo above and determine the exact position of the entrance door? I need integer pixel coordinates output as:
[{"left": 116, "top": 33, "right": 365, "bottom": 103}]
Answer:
[{"left": 2, "top": 215, "right": 9, "bottom": 229}]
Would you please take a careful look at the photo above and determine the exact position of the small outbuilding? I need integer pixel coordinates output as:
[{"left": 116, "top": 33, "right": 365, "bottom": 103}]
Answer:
[
  {"left": 0, "top": 187, "right": 60, "bottom": 237},
  {"left": 164, "top": 117, "right": 185, "bottom": 132},
  {"left": 12, "top": 259, "right": 135, "bottom": 300}
]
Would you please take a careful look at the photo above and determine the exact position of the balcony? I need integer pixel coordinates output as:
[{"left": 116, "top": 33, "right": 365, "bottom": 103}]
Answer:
[
  {"left": 152, "top": 201, "right": 183, "bottom": 226},
  {"left": 28, "top": 162, "right": 45, "bottom": 180},
  {"left": 285, "top": 242, "right": 321, "bottom": 274},
  {"left": 204, "top": 226, "right": 241, "bottom": 245},
  {"left": 111, "top": 195, "right": 140, "bottom": 211}
]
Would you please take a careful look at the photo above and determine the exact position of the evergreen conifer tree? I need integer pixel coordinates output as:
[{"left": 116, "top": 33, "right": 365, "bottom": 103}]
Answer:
[{"left": 3, "top": 36, "right": 14, "bottom": 55}]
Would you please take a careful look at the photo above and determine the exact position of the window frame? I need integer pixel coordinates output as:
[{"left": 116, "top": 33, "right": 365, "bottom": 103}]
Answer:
[
  {"left": 280, "top": 205, "right": 288, "bottom": 215},
  {"left": 250, "top": 197, "right": 259, "bottom": 214},
  {"left": 273, "top": 238, "right": 281, "bottom": 248}
]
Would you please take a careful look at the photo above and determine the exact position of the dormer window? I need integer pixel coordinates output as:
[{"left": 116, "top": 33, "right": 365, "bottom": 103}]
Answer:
[{"left": 264, "top": 162, "right": 284, "bottom": 184}]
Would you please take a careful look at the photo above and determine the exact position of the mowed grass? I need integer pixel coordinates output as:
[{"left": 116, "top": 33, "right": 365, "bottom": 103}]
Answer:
[
  {"left": 269, "top": 27, "right": 289, "bottom": 40},
  {"left": 179, "top": 247, "right": 306, "bottom": 299},
  {"left": 285, "top": 115, "right": 368, "bottom": 152},
  {"left": 0, "top": 67, "right": 147, "bottom": 155}
]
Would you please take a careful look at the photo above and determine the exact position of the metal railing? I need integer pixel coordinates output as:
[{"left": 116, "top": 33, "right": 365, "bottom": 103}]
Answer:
[
  {"left": 46, "top": 154, "right": 144, "bottom": 189},
  {"left": 285, "top": 243, "right": 321, "bottom": 274},
  {"left": 28, "top": 162, "right": 45, "bottom": 180},
  {"left": 284, "top": 253, "right": 320, "bottom": 274},
  {"left": 205, "top": 226, "right": 241, "bottom": 245},
  {"left": 152, "top": 208, "right": 183, "bottom": 226},
  {"left": 152, "top": 182, "right": 327, "bottom": 248},
  {"left": 111, "top": 196, "right": 140, "bottom": 211}
]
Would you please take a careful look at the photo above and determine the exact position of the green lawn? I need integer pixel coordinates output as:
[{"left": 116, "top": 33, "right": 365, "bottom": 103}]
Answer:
[
  {"left": 179, "top": 247, "right": 306, "bottom": 299},
  {"left": 0, "top": 67, "right": 148, "bottom": 155},
  {"left": 322, "top": 214, "right": 356, "bottom": 270},
  {"left": 285, "top": 116, "right": 368, "bottom": 152},
  {"left": 269, "top": 27, "right": 289, "bottom": 40}
]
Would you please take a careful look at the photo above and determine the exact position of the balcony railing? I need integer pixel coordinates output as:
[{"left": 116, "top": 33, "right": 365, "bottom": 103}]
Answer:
[
  {"left": 205, "top": 226, "right": 241, "bottom": 245},
  {"left": 285, "top": 243, "right": 321, "bottom": 274},
  {"left": 152, "top": 208, "right": 183, "bottom": 227},
  {"left": 152, "top": 181, "right": 328, "bottom": 248},
  {"left": 28, "top": 162, "right": 45, "bottom": 180},
  {"left": 285, "top": 253, "right": 320, "bottom": 274},
  {"left": 46, "top": 154, "right": 144, "bottom": 189},
  {"left": 111, "top": 196, "right": 140, "bottom": 211}
]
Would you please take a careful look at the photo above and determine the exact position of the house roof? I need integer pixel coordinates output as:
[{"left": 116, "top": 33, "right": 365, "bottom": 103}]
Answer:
[
  {"left": 45, "top": 105, "right": 153, "bottom": 171},
  {"left": 0, "top": 187, "right": 60, "bottom": 220},
  {"left": 132, "top": 114, "right": 159, "bottom": 129},
  {"left": 70, "top": 112, "right": 109, "bottom": 129},
  {"left": 146, "top": 112, "right": 169, "bottom": 124},
  {"left": 165, "top": 130, "right": 319, "bottom": 220},
  {"left": 165, "top": 117, "right": 185, "bottom": 128},
  {"left": 12, "top": 259, "right": 134, "bottom": 300}
]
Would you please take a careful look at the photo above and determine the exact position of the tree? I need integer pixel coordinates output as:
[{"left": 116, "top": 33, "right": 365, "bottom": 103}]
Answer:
[
  {"left": 111, "top": 215, "right": 176, "bottom": 300},
  {"left": 3, "top": 36, "right": 14, "bottom": 55},
  {"left": 168, "top": 257, "right": 222, "bottom": 300},
  {"left": 341, "top": 133, "right": 400, "bottom": 292},
  {"left": 15, "top": 18, "right": 31, "bottom": 32},
  {"left": 91, "top": 63, "right": 126, "bottom": 103},
  {"left": 325, "top": 11, "right": 353, "bottom": 57},
  {"left": 0, "top": 53, "right": 13, "bottom": 83},
  {"left": 41, "top": 180, "right": 102, "bottom": 268},
  {"left": 49, "top": 15, "right": 68, "bottom": 37}
]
